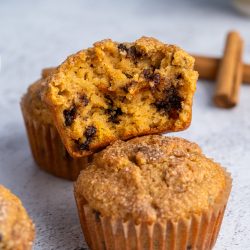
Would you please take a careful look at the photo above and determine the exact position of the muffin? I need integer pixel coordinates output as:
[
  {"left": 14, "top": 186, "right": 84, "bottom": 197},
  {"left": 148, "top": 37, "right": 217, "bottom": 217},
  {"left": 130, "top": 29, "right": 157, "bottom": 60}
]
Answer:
[
  {"left": 44, "top": 37, "right": 198, "bottom": 157},
  {"left": 20, "top": 69, "right": 91, "bottom": 181},
  {"left": 74, "top": 135, "right": 232, "bottom": 250},
  {"left": 0, "top": 185, "right": 35, "bottom": 250}
]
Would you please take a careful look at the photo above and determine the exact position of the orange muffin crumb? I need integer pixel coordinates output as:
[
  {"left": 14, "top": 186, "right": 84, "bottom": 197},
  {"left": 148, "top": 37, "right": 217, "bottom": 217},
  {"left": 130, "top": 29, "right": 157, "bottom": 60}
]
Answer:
[{"left": 44, "top": 37, "right": 198, "bottom": 157}]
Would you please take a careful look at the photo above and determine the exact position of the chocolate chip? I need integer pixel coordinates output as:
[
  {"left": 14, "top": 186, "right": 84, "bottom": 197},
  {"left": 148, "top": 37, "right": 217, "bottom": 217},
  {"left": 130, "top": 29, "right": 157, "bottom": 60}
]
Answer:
[
  {"left": 118, "top": 43, "right": 128, "bottom": 52},
  {"left": 186, "top": 246, "right": 192, "bottom": 250},
  {"left": 106, "top": 107, "right": 123, "bottom": 124},
  {"left": 122, "top": 86, "right": 129, "bottom": 93},
  {"left": 104, "top": 95, "right": 123, "bottom": 123},
  {"left": 118, "top": 44, "right": 142, "bottom": 60},
  {"left": 63, "top": 106, "right": 77, "bottom": 126},
  {"left": 176, "top": 73, "right": 183, "bottom": 80},
  {"left": 85, "top": 126, "right": 97, "bottom": 138},
  {"left": 80, "top": 94, "right": 89, "bottom": 106},
  {"left": 0, "top": 233, "right": 2, "bottom": 242},
  {"left": 127, "top": 46, "right": 142, "bottom": 60},
  {"left": 77, "top": 141, "right": 89, "bottom": 150},
  {"left": 77, "top": 125, "right": 97, "bottom": 151},
  {"left": 124, "top": 72, "right": 133, "bottom": 79},
  {"left": 143, "top": 69, "right": 153, "bottom": 80},
  {"left": 104, "top": 94, "right": 113, "bottom": 104},
  {"left": 143, "top": 69, "right": 161, "bottom": 85},
  {"left": 167, "top": 87, "right": 183, "bottom": 110},
  {"left": 154, "top": 86, "right": 183, "bottom": 117},
  {"left": 153, "top": 73, "right": 161, "bottom": 84}
]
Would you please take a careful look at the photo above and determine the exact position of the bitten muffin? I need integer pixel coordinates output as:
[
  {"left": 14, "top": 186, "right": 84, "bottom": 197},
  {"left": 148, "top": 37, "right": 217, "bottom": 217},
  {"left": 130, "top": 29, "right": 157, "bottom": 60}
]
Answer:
[
  {"left": 44, "top": 37, "right": 198, "bottom": 157},
  {"left": 20, "top": 69, "right": 91, "bottom": 181},
  {"left": 0, "top": 185, "right": 34, "bottom": 250},
  {"left": 74, "top": 135, "right": 232, "bottom": 250}
]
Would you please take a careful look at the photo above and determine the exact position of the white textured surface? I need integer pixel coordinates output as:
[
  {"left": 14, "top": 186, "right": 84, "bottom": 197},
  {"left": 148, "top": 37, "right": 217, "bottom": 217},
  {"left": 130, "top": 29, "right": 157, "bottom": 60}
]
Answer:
[{"left": 0, "top": 0, "right": 250, "bottom": 249}]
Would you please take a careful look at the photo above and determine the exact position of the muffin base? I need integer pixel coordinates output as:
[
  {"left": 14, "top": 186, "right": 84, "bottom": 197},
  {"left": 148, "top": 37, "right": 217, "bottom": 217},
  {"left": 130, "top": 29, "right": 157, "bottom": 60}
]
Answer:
[
  {"left": 74, "top": 172, "right": 232, "bottom": 250},
  {"left": 21, "top": 105, "right": 90, "bottom": 181}
]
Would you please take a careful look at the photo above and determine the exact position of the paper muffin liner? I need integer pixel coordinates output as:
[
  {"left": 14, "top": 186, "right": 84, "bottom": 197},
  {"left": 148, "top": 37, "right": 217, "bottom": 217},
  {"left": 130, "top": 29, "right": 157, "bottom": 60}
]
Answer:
[
  {"left": 21, "top": 106, "right": 89, "bottom": 181},
  {"left": 74, "top": 172, "right": 232, "bottom": 250}
]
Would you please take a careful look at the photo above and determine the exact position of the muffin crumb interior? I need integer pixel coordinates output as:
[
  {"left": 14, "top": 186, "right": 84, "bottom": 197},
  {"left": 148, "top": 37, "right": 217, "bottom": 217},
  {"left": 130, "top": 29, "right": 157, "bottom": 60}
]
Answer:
[{"left": 45, "top": 37, "right": 198, "bottom": 156}]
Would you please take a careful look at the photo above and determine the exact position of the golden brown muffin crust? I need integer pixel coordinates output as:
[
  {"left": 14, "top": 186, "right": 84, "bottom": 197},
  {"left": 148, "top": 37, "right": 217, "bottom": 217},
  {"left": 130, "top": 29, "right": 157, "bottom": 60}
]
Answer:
[
  {"left": 0, "top": 185, "right": 35, "bottom": 250},
  {"left": 75, "top": 135, "right": 229, "bottom": 223},
  {"left": 21, "top": 65, "right": 57, "bottom": 125},
  {"left": 21, "top": 78, "right": 53, "bottom": 124}
]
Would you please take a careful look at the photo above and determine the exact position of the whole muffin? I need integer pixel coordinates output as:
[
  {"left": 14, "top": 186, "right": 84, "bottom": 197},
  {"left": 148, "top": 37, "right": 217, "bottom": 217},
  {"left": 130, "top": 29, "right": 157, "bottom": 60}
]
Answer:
[
  {"left": 74, "top": 135, "right": 232, "bottom": 250},
  {"left": 20, "top": 69, "right": 90, "bottom": 181},
  {"left": 0, "top": 185, "right": 35, "bottom": 250}
]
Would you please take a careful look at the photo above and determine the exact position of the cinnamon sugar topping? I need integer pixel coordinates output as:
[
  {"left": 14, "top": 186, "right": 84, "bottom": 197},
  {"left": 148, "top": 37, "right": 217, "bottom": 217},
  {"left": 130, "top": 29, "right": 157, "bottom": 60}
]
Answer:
[{"left": 75, "top": 135, "right": 229, "bottom": 223}]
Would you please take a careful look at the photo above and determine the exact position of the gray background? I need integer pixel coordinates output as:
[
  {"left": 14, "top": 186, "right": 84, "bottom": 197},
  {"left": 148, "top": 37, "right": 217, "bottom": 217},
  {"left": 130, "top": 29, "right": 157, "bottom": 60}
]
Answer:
[{"left": 0, "top": 0, "right": 250, "bottom": 249}]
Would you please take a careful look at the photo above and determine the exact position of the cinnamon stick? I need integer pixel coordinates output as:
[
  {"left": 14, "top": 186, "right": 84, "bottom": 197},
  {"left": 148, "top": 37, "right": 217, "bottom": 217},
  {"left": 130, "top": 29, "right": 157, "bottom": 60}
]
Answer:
[
  {"left": 243, "top": 64, "right": 250, "bottom": 83},
  {"left": 213, "top": 31, "right": 244, "bottom": 108},
  {"left": 193, "top": 55, "right": 219, "bottom": 81},
  {"left": 193, "top": 55, "right": 250, "bottom": 84},
  {"left": 231, "top": 41, "right": 244, "bottom": 105}
]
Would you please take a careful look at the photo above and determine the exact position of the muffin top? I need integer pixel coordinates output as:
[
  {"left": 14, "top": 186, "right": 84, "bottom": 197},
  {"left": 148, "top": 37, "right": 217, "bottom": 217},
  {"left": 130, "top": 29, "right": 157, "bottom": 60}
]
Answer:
[
  {"left": 75, "top": 135, "right": 231, "bottom": 223},
  {"left": 21, "top": 68, "right": 55, "bottom": 124},
  {"left": 0, "top": 185, "right": 35, "bottom": 250}
]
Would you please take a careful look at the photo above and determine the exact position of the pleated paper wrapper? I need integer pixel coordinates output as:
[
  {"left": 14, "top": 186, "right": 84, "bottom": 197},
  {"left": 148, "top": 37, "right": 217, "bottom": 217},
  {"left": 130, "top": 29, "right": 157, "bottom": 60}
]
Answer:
[
  {"left": 75, "top": 172, "right": 232, "bottom": 250},
  {"left": 21, "top": 104, "right": 89, "bottom": 181}
]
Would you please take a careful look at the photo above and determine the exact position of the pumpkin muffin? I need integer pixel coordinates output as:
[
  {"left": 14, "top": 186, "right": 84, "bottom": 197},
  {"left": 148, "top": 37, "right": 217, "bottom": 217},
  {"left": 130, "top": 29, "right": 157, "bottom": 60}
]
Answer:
[
  {"left": 74, "top": 135, "right": 232, "bottom": 250},
  {"left": 44, "top": 37, "right": 198, "bottom": 158},
  {"left": 0, "top": 185, "right": 34, "bottom": 250},
  {"left": 20, "top": 68, "right": 91, "bottom": 181}
]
